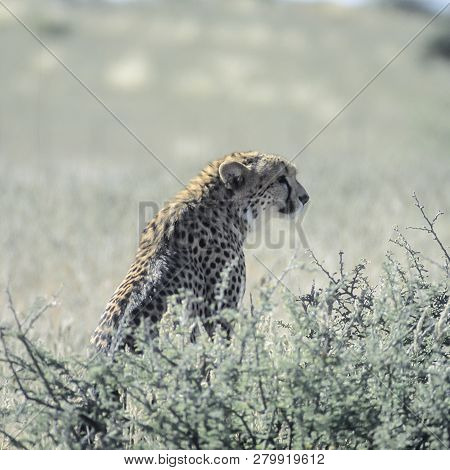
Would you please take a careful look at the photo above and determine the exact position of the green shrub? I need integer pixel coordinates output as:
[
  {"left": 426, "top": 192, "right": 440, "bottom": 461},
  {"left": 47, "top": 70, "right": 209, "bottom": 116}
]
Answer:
[{"left": 1, "top": 198, "right": 448, "bottom": 449}]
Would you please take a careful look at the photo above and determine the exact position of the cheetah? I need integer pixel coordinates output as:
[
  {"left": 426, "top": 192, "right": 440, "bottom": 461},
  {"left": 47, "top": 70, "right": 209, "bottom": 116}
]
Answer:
[{"left": 91, "top": 151, "right": 309, "bottom": 353}]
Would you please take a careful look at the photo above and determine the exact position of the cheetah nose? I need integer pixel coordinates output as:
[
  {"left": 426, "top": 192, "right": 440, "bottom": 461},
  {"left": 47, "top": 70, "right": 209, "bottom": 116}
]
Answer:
[{"left": 299, "top": 193, "right": 309, "bottom": 205}]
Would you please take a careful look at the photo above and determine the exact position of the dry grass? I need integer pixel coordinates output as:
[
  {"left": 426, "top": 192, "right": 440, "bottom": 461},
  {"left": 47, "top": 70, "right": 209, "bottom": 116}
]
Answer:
[{"left": 0, "top": 0, "right": 449, "bottom": 353}]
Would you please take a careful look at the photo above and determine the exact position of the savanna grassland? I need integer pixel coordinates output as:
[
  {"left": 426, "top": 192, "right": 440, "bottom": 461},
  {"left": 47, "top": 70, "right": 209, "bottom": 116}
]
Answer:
[
  {"left": 0, "top": 0, "right": 449, "bottom": 450},
  {"left": 1, "top": 0, "right": 449, "bottom": 351}
]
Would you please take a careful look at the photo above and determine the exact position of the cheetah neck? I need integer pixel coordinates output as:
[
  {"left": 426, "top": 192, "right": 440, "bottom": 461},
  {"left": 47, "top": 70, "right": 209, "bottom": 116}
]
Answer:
[
  {"left": 141, "top": 159, "right": 266, "bottom": 253},
  {"left": 172, "top": 162, "right": 256, "bottom": 235}
]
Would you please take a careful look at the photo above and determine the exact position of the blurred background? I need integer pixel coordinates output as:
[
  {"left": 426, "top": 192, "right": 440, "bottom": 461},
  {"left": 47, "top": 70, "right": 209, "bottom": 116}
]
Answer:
[{"left": 0, "top": 0, "right": 449, "bottom": 352}]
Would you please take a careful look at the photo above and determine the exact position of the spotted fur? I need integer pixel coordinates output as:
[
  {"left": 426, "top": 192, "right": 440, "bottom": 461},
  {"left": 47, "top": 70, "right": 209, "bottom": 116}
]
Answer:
[{"left": 91, "top": 151, "right": 309, "bottom": 353}]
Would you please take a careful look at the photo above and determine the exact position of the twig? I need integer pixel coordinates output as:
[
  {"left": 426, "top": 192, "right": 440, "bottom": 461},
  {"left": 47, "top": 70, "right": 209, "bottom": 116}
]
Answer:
[
  {"left": 23, "top": 291, "right": 60, "bottom": 335},
  {"left": 5, "top": 286, "right": 22, "bottom": 331},
  {"left": 0, "top": 428, "right": 28, "bottom": 450},
  {"left": 408, "top": 193, "right": 449, "bottom": 265}
]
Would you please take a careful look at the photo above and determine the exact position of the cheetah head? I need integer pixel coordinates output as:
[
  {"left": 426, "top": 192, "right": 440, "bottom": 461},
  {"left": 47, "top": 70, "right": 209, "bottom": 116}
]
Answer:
[{"left": 218, "top": 151, "right": 309, "bottom": 221}]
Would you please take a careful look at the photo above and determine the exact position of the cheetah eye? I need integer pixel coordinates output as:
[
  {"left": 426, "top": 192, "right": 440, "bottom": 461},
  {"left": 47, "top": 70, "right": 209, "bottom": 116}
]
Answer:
[{"left": 278, "top": 175, "right": 287, "bottom": 184}]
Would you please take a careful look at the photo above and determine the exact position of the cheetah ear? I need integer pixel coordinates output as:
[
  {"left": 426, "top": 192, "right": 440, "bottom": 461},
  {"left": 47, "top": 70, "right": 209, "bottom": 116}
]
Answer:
[{"left": 219, "top": 161, "right": 250, "bottom": 191}]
